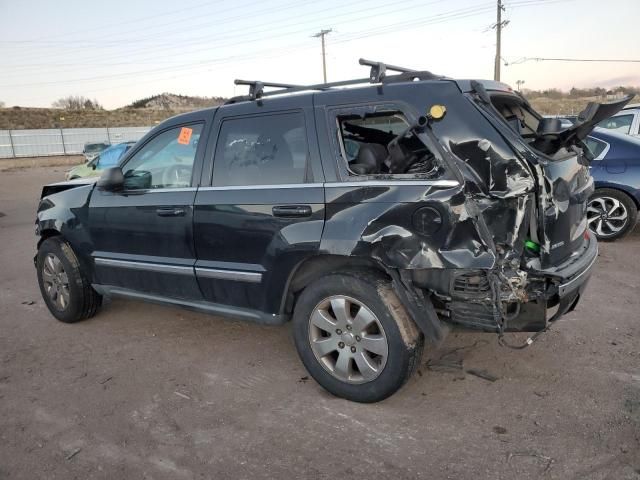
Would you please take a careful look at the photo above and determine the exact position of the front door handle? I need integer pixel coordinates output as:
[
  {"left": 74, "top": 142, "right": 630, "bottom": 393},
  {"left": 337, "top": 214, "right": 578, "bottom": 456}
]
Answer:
[
  {"left": 156, "top": 207, "right": 186, "bottom": 217},
  {"left": 272, "top": 205, "right": 312, "bottom": 218}
]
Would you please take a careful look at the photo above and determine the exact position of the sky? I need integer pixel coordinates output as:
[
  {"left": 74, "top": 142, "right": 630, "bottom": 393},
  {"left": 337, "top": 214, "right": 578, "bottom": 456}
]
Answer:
[{"left": 1, "top": 0, "right": 639, "bottom": 109}]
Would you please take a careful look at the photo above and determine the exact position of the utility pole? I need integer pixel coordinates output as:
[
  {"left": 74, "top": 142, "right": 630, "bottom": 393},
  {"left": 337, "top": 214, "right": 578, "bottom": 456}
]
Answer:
[
  {"left": 493, "top": 0, "right": 508, "bottom": 81},
  {"left": 313, "top": 29, "right": 332, "bottom": 83}
]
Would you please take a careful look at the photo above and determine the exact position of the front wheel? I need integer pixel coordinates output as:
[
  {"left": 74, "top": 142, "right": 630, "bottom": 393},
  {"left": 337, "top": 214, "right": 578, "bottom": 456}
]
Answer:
[
  {"left": 587, "top": 189, "right": 638, "bottom": 241},
  {"left": 292, "top": 272, "right": 423, "bottom": 403},
  {"left": 36, "top": 237, "right": 102, "bottom": 323}
]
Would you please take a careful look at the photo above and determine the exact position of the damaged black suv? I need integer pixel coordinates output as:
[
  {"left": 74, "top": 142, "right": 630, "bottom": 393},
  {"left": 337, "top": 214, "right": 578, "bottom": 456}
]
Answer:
[{"left": 35, "top": 59, "right": 631, "bottom": 402}]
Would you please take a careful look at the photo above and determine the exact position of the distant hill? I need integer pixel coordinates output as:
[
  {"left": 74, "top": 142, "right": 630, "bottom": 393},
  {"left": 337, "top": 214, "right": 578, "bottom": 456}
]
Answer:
[
  {"left": 0, "top": 93, "right": 227, "bottom": 130},
  {"left": 127, "top": 92, "right": 226, "bottom": 110}
]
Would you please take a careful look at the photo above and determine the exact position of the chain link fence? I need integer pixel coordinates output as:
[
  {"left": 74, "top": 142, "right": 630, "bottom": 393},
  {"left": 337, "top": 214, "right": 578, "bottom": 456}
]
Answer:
[{"left": 0, "top": 127, "right": 152, "bottom": 158}]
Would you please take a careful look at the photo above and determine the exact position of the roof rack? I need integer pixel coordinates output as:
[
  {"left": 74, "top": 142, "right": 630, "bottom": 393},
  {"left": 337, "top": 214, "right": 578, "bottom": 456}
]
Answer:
[{"left": 225, "top": 58, "right": 436, "bottom": 104}]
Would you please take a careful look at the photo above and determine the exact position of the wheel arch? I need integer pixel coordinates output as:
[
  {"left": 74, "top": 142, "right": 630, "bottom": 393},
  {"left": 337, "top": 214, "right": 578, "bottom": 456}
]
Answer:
[
  {"left": 593, "top": 183, "right": 640, "bottom": 208},
  {"left": 280, "top": 254, "right": 390, "bottom": 315},
  {"left": 37, "top": 228, "right": 61, "bottom": 249}
]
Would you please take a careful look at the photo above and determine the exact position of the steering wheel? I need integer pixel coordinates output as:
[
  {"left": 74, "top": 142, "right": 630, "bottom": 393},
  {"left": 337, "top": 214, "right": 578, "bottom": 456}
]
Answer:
[{"left": 161, "top": 164, "right": 191, "bottom": 187}]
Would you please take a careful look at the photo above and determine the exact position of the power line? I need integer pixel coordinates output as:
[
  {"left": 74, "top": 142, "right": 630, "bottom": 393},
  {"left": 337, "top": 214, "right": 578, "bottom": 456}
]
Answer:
[
  {"left": 1, "top": 0, "right": 438, "bottom": 70},
  {"left": 0, "top": 0, "right": 462, "bottom": 86},
  {"left": 5, "top": 0, "right": 577, "bottom": 102},
  {"left": 506, "top": 57, "right": 640, "bottom": 65},
  {"left": 6, "top": 2, "right": 497, "bottom": 99}
]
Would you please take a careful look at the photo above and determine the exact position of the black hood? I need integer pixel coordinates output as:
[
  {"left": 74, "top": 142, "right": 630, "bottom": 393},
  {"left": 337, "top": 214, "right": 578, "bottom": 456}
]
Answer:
[{"left": 41, "top": 177, "right": 97, "bottom": 199}]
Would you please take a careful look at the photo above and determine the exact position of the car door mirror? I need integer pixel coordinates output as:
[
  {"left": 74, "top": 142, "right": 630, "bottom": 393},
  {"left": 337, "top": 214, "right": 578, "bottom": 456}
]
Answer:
[
  {"left": 97, "top": 167, "right": 124, "bottom": 191},
  {"left": 123, "top": 170, "right": 152, "bottom": 190}
]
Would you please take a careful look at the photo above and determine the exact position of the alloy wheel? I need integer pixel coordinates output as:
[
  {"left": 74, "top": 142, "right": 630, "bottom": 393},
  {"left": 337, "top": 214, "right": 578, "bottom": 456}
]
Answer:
[
  {"left": 41, "top": 253, "right": 70, "bottom": 310},
  {"left": 308, "top": 295, "right": 388, "bottom": 384},
  {"left": 587, "top": 196, "right": 628, "bottom": 238}
]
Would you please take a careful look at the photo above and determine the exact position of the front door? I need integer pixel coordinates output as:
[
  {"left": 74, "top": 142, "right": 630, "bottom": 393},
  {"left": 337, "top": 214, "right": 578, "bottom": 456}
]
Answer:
[
  {"left": 89, "top": 117, "right": 209, "bottom": 299},
  {"left": 193, "top": 99, "right": 325, "bottom": 315}
]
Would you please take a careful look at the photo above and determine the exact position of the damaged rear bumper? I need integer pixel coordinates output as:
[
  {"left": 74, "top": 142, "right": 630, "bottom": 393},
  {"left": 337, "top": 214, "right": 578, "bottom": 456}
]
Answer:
[
  {"left": 532, "top": 234, "right": 598, "bottom": 324},
  {"left": 409, "top": 235, "right": 598, "bottom": 334}
]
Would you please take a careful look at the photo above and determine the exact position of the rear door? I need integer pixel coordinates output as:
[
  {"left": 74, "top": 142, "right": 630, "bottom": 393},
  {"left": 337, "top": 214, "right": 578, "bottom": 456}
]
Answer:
[
  {"left": 193, "top": 97, "right": 325, "bottom": 315},
  {"left": 89, "top": 111, "right": 212, "bottom": 299}
]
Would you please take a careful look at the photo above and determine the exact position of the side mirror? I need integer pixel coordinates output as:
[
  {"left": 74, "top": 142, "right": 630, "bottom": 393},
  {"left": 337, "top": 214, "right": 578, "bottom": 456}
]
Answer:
[{"left": 97, "top": 167, "right": 124, "bottom": 191}]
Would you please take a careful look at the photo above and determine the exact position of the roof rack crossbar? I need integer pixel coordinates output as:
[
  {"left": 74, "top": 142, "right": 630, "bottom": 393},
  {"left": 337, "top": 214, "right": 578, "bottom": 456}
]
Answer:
[
  {"left": 234, "top": 79, "right": 306, "bottom": 100},
  {"left": 358, "top": 58, "right": 416, "bottom": 82},
  {"left": 229, "top": 59, "right": 427, "bottom": 102}
]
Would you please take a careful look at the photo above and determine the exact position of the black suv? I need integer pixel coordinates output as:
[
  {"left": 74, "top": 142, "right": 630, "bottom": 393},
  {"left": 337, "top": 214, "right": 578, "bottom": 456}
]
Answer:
[{"left": 34, "top": 60, "right": 629, "bottom": 402}]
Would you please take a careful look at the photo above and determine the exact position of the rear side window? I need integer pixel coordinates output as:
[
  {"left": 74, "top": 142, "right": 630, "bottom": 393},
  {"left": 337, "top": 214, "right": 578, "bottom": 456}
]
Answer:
[
  {"left": 334, "top": 108, "right": 441, "bottom": 177},
  {"left": 585, "top": 137, "right": 608, "bottom": 159},
  {"left": 212, "top": 112, "right": 309, "bottom": 186}
]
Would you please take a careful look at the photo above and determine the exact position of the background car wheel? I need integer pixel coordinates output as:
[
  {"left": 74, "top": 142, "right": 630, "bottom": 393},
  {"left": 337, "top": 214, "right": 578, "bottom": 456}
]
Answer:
[
  {"left": 292, "top": 271, "right": 423, "bottom": 403},
  {"left": 587, "top": 188, "right": 638, "bottom": 241},
  {"left": 36, "top": 237, "right": 102, "bottom": 323}
]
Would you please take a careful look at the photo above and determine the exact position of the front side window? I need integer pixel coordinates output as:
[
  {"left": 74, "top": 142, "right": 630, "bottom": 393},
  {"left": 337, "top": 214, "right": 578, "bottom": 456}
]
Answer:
[
  {"left": 212, "top": 112, "right": 309, "bottom": 186},
  {"left": 122, "top": 124, "right": 202, "bottom": 189},
  {"left": 597, "top": 114, "right": 634, "bottom": 134},
  {"left": 335, "top": 109, "right": 440, "bottom": 176}
]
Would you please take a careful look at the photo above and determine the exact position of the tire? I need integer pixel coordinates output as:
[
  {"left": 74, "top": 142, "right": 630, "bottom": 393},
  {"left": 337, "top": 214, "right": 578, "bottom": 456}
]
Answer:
[
  {"left": 36, "top": 237, "right": 102, "bottom": 323},
  {"left": 587, "top": 188, "right": 638, "bottom": 241},
  {"left": 292, "top": 271, "right": 424, "bottom": 403}
]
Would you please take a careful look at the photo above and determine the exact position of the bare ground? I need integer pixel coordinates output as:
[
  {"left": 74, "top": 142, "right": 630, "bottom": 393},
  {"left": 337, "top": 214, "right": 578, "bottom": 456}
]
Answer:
[
  {"left": 0, "top": 155, "right": 83, "bottom": 171},
  {"left": 0, "top": 167, "right": 638, "bottom": 479}
]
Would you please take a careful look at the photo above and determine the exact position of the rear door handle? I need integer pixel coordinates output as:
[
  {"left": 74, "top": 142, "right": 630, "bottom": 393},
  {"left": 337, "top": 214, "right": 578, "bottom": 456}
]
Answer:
[
  {"left": 272, "top": 205, "right": 312, "bottom": 217},
  {"left": 156, "top": 207, "right": 185, "bottom": 217}
]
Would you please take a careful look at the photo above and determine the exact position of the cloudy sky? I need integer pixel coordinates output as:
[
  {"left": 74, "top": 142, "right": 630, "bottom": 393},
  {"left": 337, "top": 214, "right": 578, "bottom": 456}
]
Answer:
[{"left": 1, "top": 0, "right": 639, "bottom": 109}]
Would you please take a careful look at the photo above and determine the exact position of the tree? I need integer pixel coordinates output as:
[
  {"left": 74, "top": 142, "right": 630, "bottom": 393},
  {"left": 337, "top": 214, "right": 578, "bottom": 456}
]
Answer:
[
  {"left": 0, "top": 100, "right": 5, "bottom": 108},
  {"left": 52, "top": 95, "right": 103, "bottom": 110}
]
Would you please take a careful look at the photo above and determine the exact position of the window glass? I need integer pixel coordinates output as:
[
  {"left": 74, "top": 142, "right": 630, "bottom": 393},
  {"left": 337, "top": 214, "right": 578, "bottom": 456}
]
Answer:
[
  {"left": 597, "top": 114, "right": 633, "bottom": 134},
  {"left": 336, "top": 110, "right": 440, "bottom": 177},
  {"left": 122, "top": 124, "right": 202, "bottom": 189},
  {"left": 97, "top": 145, "right": 125, "bottom": 168},
  {"left": 585, "top": 137, "right": 608, "bottom": 159},
  {"left": 213, "top": 112, "right": 308, "bottom": 186}
]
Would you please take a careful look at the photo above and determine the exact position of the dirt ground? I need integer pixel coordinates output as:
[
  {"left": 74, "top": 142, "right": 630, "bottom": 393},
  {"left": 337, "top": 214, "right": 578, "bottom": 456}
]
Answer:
[
  {"left": 0, "top": 166, "right": 638, "bottom": 480},
  {"left": 0, "top": 155, "right": 83, "bottom": 171}
]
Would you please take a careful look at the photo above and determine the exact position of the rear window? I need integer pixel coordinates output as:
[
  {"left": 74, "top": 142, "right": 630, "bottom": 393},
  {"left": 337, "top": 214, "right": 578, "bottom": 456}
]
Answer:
[
  {"left": 84, "top": 143, "right": 108, "bottom": 153},
  {"left": 212, "top": 112, "right": 309, "bottom": 186}
]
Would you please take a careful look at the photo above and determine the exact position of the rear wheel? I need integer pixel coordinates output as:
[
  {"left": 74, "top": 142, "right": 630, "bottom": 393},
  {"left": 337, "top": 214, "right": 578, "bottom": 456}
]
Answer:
[
  {"left": 36, "top": 237, "right": 102, "bottom": 323},
  {"left": 587, "top": 188, "right": 638, "bottom": 241},
  {"left": 292, "top": 272, "right": 423, "bottom": 403}
]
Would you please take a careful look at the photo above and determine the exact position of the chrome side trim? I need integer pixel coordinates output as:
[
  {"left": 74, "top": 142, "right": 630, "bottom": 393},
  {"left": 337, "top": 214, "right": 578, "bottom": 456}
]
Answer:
[
  {"left": 324, "top": 179, "right": 460, "bottom": 188},
  {"left": 131, "top": 187, "right": 197, "bottom": 193},
  {"left": 94, "top": 257, "right": 194, "bottom": 275},
  {"left": 195, "top": 267, "right": 262, "bottom": 283},
  {"left": 197, "top": 180, "right": 459, "bottom": 191},
  {"left": 198, "top": 183, "right": 320, "bottom": 191},
  {"left": 595, "top": 141, "right": 610, "bottom": 161}
]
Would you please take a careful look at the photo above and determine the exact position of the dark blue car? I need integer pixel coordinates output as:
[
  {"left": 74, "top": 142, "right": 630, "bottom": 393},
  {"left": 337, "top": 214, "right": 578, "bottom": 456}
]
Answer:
[{"left": 586, "top": 128, "right": 640, "bottom": 240}]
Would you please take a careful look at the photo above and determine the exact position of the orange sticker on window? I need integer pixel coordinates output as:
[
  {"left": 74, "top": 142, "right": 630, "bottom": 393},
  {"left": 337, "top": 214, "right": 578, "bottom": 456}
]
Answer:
[{"left": 177, "top": 127, "right": 193, "bottom": 145}]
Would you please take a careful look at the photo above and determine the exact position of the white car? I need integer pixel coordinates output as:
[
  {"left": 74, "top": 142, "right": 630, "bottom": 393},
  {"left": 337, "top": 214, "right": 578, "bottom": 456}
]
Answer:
[{"left": 597, "top": 104, "right": 640, "bottom": 136}]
